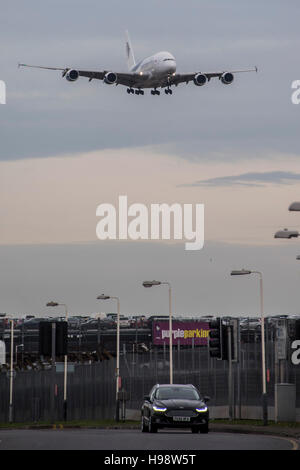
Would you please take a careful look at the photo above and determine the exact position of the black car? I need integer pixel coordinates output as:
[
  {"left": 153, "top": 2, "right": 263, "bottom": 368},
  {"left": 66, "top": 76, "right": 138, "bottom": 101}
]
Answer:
[{"left": 141, "top": 384, "right": 209, "bottom": 434}]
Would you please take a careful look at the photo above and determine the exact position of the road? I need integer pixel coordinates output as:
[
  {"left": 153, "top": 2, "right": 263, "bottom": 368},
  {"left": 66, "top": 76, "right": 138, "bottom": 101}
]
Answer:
[{"left": 0, "top": 428, "right": 298, "bottom": 450}]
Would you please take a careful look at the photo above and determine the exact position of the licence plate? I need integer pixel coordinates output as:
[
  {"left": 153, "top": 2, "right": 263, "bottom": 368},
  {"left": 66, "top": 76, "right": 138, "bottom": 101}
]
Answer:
[{"left": 173, "top": 416, "right": 190, "bottom": 422}]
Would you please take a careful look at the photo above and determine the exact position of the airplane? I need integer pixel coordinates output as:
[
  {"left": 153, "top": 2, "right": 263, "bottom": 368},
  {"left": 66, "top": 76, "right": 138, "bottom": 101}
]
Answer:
[{"left": 18, "top": 31, "right": 258, "bottom": 96}]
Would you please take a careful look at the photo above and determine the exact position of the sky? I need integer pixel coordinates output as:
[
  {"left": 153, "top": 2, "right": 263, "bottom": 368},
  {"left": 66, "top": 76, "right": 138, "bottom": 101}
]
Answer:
[{"left": 1, "top": 0, "right": 300, "bottom": 317}]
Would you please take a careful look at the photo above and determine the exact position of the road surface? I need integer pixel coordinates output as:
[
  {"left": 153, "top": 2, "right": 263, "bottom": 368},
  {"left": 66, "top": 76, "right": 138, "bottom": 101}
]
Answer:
[{"left": 0, "top": 428, "right": 298, "bottom": 450}]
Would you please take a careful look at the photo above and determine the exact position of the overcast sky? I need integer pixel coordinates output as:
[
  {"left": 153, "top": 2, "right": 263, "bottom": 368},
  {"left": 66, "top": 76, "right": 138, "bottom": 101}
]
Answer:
[{"left": 1, "top": 0, "right": 300, "bottom": 317}]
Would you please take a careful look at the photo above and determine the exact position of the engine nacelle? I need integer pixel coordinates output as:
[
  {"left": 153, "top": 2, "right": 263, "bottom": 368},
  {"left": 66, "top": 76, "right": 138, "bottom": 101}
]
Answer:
[
  {"left": 194, "top": 73, "right": 208, "bottom": 86},
  {"left": 221, "top": 72, "right": 234, "bottom": 85},
  {"left": 65, "top": 69, "right": 79, "bottom": 82},
  {"left": 103, "top": 72, "right": 117, "bottom": 85}
]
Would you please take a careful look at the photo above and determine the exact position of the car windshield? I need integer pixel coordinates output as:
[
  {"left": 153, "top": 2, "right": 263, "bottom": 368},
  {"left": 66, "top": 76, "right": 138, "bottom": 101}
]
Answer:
[{"left": 156, "top": 387, "right": 200, "bottom": 400}]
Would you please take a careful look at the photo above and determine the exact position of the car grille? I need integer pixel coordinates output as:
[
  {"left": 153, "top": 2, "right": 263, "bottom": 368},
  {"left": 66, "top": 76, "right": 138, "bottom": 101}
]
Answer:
[{"left": 166, "top": 410, "right": 197, "bottom": 418}]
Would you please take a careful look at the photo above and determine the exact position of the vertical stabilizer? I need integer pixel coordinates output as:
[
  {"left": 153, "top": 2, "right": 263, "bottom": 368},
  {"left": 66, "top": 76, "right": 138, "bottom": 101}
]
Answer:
[{"left": 125, "top": 30, "right": 136, "bottom": 70}]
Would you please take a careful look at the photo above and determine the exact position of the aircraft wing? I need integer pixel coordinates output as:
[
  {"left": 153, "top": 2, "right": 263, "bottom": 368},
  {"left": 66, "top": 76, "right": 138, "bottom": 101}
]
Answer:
[
  {"left": 79, "top": 70, "right": 148, "bottom": 85},
  {"left": 168, "top": 67, "right": 258, "bottom": 86},
  {"left": 18, "top": 63, "right": 148, "bottom": 86}
]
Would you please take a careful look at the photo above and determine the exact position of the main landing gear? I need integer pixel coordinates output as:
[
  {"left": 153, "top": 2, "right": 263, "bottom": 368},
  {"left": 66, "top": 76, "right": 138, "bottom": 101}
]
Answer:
[
  {"left": 150, "top": 88, "right": 173, "bottom": 95},
  {"left": 127, "top": 88, "right": 144, "bottom": 95},
  {"left": 126, "top": 87, "right": 173, "bottom": 95}
]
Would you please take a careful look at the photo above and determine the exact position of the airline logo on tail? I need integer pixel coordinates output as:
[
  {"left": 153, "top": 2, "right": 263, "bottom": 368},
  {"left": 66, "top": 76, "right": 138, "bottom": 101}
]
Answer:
[
  {"left": 126, "top": 41, "right": 130, "bottom": 60},
  {"left": 125, "top": 30, "right": 136, "bottom": 70}
]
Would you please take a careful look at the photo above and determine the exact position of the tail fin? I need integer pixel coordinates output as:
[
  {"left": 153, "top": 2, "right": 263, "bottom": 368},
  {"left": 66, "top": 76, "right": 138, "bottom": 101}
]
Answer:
[{"left": 125, "top": 30, "right": 136, "bottom": 70}]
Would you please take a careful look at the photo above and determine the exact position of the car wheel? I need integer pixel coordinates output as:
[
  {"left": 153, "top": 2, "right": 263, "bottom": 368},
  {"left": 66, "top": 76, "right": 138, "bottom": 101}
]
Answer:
[
  {"left": 148, "top": 417, "right": 158, "bottom": 433},
  {"left": 191, "top": 426, "right": 200, "bottom": 433},
  {"left": 141, "top": 416, "right": 148, "bottom": 433},
  {"left": 199, "top": 423, "right": 209, "bottom": 434}
]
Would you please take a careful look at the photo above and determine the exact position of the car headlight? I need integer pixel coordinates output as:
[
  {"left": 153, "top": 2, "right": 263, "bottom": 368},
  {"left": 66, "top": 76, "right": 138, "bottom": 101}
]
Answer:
[
  {"left": 153, "top": 405, "right": 167, "bottom": 412},
  {"left": 196, "top": 406, "right": 208, "bottom": 413}
]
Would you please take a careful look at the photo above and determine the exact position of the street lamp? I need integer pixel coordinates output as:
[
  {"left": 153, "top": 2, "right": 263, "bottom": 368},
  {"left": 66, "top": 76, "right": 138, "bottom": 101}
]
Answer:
[
  {"left": 274, "top": 202, "right": 300, "bottom": 237},
  {"left": 289, "top": 202, "right": 300, "bottom": 211},
  {"left": 230, "top": 269, "right": 268, "bottom": 426},
  {"left": 46, "top": 301, "right": 68, "bottom": 421},
  {"left": 142, "top": 280, "right": 173, "bottom": 384},
  {"left": 274, "top": 228, "right": 299, "bottom": 239},
  {"left": 97, "top": 294, "right": 121, "bottom": 421}
]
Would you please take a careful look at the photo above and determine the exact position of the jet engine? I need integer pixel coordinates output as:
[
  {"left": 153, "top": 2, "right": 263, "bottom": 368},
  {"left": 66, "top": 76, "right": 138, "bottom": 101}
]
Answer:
[
  {"left": 103, "top": 72, "right": 117, "bottom": 85},
  {"left": 221, "top": 72, "right": 234, "bottom": 85},
  {"left": 194, "top": 73, "right": 208, "bottom": 86},
  {"left": 65, "top": 69, "right": 79, "bottom": 82}
]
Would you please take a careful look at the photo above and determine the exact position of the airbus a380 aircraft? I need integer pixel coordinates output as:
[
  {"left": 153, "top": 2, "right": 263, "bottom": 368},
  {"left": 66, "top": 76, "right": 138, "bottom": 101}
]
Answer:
[{"left": 19, "top": 32, "right": 257, "bottom": 96}]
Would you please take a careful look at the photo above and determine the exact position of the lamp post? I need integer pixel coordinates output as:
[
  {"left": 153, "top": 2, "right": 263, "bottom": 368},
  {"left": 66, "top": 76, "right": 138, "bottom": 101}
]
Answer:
[
  {"left": 231, "top": 269, "right": 268, "bottom": 426},
  {"left": 97, "top": 294, "right": 121, "bottom": 421},
  {"left": 46, "top": 301, "right": 68, "bottom": 421},
  {"left": 142, "top": 280, "right": 173, "bottom": 384},
  {"left": 8, "top": 318, "right": 14, "bottom": 423}
]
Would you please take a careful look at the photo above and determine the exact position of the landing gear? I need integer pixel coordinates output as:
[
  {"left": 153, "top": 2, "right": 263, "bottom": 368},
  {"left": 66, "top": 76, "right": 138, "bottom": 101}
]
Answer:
[
  {"left": 127, "top": 88, "right": 144, "bottom": 95},
  {"left": 151, "top": 89, "right": 160, "bottom": 96},
  {"left": 165, "top": 88, "right": 173, "bottom": 95}
]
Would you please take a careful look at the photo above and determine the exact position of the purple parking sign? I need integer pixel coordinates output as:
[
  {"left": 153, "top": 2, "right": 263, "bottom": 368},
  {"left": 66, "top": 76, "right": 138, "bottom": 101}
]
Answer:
[{"left": 152, "top": 320, "right": 209, "bottom": 346}]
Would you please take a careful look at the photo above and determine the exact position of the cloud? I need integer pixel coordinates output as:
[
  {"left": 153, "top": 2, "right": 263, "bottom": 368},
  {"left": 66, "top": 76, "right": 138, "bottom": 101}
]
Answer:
[{"left": 184, "top": 171, "right": 300, "bottom": 188}]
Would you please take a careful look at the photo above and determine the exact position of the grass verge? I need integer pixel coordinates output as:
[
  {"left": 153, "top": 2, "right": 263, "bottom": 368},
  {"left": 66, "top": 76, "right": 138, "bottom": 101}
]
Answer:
[{"left": 0, "top": 419, "right": 140, "bottom": 429}]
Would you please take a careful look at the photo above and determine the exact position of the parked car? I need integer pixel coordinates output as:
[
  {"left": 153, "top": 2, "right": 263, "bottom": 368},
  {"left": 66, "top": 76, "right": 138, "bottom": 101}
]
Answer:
[{"left": 141, "top": 383, "right": 209, "bottom": 434}]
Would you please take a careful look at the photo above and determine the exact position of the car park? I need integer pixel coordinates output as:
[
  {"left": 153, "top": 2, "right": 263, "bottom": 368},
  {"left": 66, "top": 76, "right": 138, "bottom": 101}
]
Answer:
[{"left": 141, "top": 383, "right": 209, "bottom": 434}]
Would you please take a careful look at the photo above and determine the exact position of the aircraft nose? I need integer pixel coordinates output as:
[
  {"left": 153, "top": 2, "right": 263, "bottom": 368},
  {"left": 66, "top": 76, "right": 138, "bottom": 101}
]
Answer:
[
  {"left": 170, "top": 62, "right": 176, "bottom": 73},
  {"left": 165, "top": 61, "right": 176, "bottom": 74}
]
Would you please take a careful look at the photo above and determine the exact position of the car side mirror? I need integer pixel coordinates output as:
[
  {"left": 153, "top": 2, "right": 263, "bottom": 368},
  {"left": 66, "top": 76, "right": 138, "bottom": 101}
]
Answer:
[
  {"left": 203, "top": 396, "right": 210, "bottom": 403},
  {"left": 144, "top": 395, "right": 150, "bottom": 401}
]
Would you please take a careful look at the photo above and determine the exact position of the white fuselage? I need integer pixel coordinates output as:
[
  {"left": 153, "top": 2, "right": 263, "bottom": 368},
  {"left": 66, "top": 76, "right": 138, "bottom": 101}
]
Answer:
[{"left": 130, "top": 51, "right": 176, "bottom": 88}]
